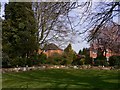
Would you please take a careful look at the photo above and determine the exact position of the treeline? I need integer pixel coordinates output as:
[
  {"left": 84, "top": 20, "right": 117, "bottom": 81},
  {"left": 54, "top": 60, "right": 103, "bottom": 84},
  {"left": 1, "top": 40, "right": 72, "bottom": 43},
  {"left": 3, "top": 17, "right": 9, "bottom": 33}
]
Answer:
[
  {"left": 2, "top": 43, "right": 91, "bottom": 67},
  {"left": 2, "top": 2, "right": 77, "bottom": 68},
  {"left": 1, "top": 2, "right": 90, "bottom": 68},
  {"left": 93, "top": 48, "right": 120, "bottom": 67},
  {"left": 2, "top": 2, "right": 120, "bottom": 68}
]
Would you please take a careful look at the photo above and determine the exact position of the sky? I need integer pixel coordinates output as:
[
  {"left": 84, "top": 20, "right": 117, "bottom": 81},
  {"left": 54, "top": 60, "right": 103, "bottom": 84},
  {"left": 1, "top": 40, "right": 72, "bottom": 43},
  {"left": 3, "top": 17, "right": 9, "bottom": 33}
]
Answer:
[
  {"left": 1, "top": 0, "right": 119, "bottom": 53},
  {"left": 0, "top": 0, "right": 90, "bottom": 53}
]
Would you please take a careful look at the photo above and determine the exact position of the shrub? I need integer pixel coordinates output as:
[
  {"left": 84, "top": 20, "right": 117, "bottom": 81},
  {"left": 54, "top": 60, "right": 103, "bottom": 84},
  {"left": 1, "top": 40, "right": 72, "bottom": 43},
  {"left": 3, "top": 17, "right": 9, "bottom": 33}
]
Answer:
[
  {"left": 80, "top": 58, "right": 85, "bottom": 65},
  {"left": 31, "top": 52, "right": 47, "bottom": 66},
  {"left": 8, "top": 57, "right": 27, "bottom": 67},
  {"left": 2, "top": 53, "right": 11, "bottom": 68},
  {"left": 39, "top": 53, "right": 47, "bottom": 64},
  {"left": 94, "top": 59, "right": 106, "bottom": 66},
  {"left": 47, "top": 53, "right": 64, "bottom": 65},
  {"left": 85, "top": 56, "right": 92, "bottom": 65},
  {"left": 2, "top": 52, "right": 47, "bottom": 68},
  {"left": 109, "top": 55, "right": 120, "bottom": 68},
  {"left": 46, "top": 52, "right": 76, "bottom": 65},
  {"left": 72, "top": 56, "right": 81, "bottom": 65}
]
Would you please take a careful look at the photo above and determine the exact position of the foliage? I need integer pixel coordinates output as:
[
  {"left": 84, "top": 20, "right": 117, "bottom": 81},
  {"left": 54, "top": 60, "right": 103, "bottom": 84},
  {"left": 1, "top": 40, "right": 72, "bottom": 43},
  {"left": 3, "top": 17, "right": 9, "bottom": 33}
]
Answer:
[
  {"left": 38, "top": 53, "right": 47, "bottom": 64},
  {"left": 78, "top": 50, "right": 82, "bottom": 55},
  {"left": 10, "top": 57, "right": 27, "bottom": 67},
  {"left": 109, "top": 55, "right": 120, "bottom": 68},
  {"left": 94, "top": 48, "right": 106, "bottom": 66},
  {"left": 94, "top": 59, "right": 107, "bottom": 66},
  {"left": 46, "top": 53, "right": 63, "bottom": 65},
  {"left": 26, "top": 52, "right": 47, "bottom": 66},
  {"left": 72, "top": 57, "right": 81, "bottom": 65},
  {"left": 80, "top": 58, "right": 85, "bottom": 65},
  {"left": 2, "top": 53, "right": 11, "bottom": 68},
  {"left": 78, "top": 48, "right": 92, "bottom": 65},
  {"left": 64, "top": 43, "right": 72, "bottom": 53},
  {"left": 64, "top": 43, "right": 76, "bottom": 65},
  {"left": 46, "top": 53, "right": 69, "bottom": 65},
  {"left": 45, "top": 50, "right": 77, "bottom": 65},
  {"left": 2, "top": 2, "right": 39, "bottom": 67}
]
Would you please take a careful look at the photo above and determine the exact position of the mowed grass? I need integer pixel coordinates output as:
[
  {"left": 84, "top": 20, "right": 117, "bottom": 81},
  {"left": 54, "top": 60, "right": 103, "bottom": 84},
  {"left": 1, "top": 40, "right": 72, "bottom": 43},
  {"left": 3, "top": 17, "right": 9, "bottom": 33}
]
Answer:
[{"left": 2, "top": 69, "right": 120, "bottom": 89}]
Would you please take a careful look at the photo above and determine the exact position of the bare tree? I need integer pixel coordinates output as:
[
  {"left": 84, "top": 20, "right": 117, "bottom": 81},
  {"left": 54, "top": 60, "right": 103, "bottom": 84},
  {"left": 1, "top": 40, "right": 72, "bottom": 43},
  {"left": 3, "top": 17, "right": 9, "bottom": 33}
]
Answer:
[
  {"left": 32, "top": 1, "right": 120, "bottom": 51},
  {"left": 76, "top": 1, "right": 120, "bottom": 53},
  {"left": 84, "top": 1, "right": 120, "bottom": 41},
  {"left": 90, "top": 21, "right": 120, "bottom": 55},
  {"left": 32, "top": 2, "right": 78, "bottom": 48}
]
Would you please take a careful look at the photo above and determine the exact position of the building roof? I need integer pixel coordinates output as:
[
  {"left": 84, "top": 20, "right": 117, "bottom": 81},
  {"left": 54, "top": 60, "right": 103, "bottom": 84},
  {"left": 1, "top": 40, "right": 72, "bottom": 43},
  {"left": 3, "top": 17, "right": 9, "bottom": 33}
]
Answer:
[{"left": 44, "top": 43, "right": 62, "bottom": 51}]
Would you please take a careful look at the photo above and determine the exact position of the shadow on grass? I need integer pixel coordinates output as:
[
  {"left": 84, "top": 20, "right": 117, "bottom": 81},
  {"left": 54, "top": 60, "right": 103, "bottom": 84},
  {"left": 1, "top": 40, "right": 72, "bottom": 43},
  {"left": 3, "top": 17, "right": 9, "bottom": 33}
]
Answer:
[{"left": 2, "top": 69, "right": 120, "bottom": 89}]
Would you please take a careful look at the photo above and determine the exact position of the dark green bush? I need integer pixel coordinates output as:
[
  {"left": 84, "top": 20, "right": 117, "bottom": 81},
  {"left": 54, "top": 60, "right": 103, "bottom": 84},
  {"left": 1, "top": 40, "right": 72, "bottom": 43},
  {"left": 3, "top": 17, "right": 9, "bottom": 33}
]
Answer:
[
  {"left": 2, "top": 53, "right": 11, "bottom": 68},
  {"left": 94, "top": 49, "right": 106, "bottom": 66},
  {"left": 31, "top": 52, "right": 47, "bottom": 66},
  {"left": 85, "top": 56, "right": 92, "bottom": 65},
  {"left": 80, "top": 58, "right": 85, "bottom": 65},
  {"left": 94, "top": 59, "right": 107, "bottom": 66},
  {"left": 72, "top": 57, "right": 81, "bottom": 65},
  {"left": 47, "top": 53, "right": 63, "bottom": 65},
  {"left": 46, "top": 52, "right": 76, "bottom": 65},
  {"left": 2, "top": 52, "right": 47, "bottom": 68},
  {"left": 109, "top": 55, "right": 120, "bottom": 68},
  {"left": 39, "top": 53, "right": 47, "bottom": 64}
]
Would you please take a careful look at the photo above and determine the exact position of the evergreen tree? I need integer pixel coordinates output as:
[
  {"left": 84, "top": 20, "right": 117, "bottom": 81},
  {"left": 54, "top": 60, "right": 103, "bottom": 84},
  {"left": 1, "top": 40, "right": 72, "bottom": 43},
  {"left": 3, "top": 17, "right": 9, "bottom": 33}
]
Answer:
[
  {"left": 64, "top": 43, "right": 76, "bottom": 65},
  {"left": 79, "top": 48, "right": 92, "bottom": 65},
  {"left": 64, "top": 43, "right": 73, "bottom": 53},
  {"left": 78, "top": 50, "right": 82, "bottom": 55},
  {"left": 95, "top": 48, "right": 106, "bottom": 66},
  {"left": 2, "top": 2, "right": 38, "bottom": 67}
]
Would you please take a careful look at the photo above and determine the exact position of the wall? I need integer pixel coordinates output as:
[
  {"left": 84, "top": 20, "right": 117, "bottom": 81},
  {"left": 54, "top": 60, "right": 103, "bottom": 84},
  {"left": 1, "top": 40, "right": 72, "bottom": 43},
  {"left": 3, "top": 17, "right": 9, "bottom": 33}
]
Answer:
[
  {"left": 38, "top": 49, "right": 63, "bottom": 57},
  {"left": 44, "top": 50, "right": 63, "bottom": 57}
]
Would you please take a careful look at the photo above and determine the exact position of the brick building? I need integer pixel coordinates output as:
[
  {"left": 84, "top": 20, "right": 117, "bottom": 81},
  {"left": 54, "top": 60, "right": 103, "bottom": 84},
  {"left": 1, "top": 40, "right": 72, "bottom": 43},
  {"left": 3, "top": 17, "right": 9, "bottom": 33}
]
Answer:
[{"left": 38, "top": 43, "right": 63, "bottom": 57}]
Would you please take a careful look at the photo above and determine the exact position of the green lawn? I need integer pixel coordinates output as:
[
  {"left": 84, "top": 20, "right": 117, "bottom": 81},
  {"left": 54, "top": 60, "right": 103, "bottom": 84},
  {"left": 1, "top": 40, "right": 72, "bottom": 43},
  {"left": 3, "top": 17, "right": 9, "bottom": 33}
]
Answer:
[{"left": 2, "top": 69, "right": 120, "bottom": 89}]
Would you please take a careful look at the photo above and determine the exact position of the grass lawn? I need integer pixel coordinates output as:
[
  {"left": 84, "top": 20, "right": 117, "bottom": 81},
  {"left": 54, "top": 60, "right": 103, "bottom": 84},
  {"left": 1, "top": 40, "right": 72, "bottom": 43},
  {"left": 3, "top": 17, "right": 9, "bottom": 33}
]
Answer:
[{"left": 2, "top": 69, "right": 120, "bottom": 89}]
